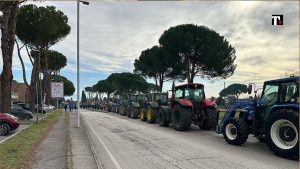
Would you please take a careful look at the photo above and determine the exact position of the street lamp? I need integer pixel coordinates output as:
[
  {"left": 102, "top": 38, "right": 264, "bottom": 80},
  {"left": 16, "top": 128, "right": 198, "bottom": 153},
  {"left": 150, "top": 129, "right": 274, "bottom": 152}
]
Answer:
[{"left": 77, "top": 0, "right": 89, "bottom": 128}]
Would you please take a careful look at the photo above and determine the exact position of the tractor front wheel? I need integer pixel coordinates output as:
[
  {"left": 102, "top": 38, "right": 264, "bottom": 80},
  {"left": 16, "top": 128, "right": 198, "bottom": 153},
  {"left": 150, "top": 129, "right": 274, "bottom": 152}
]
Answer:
[
  {"left": 266, "top": 109, "right": 298, "bottom": 159},
  {"left": 223, "top": 118, "right": 249, "bottom": 145},
  {"left": 127, "top": 107, "right": 131, "bottom": 117},
  {"left": 199, "top": 107, "right": 218, "bottom": 130},
  {"left": 147, "top": 106, "right": 157, "bottom": 124},
  {"left": 131, "top": 108, "right": 139, "bottom": 119},
  {"left": 172, "top": 105, "right": 192, "bottom": 131},
  {"left": 158, "top": 108, "right": 169, "bottom": 127},
  {"left": 140, "top": 108, "right": 146, "bottom": 121}
]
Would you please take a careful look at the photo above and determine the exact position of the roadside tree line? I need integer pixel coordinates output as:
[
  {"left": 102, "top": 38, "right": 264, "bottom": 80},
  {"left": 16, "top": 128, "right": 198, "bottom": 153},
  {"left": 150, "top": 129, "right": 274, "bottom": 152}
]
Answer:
[
  {"left": 0, "top": 3, "right": 75, "bottom": 113},
  {"left": 86, "top": 24, "right": 237, "bottom": 100}
]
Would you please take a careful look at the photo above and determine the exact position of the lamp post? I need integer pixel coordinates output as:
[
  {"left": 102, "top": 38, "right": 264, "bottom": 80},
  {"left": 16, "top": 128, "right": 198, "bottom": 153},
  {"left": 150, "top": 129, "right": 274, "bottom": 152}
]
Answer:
[{"left": 77, "top": 0, "right": 89, "bottom": 128}]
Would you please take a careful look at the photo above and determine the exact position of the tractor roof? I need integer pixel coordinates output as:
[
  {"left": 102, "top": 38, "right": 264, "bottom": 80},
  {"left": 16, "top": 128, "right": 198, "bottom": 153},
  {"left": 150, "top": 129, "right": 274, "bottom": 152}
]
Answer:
[
  {"left": 148, "top": 92, "right": 167, "bottom": 95},
  {"left": 264, "top": 76, "right": 299, "bottom": 84},
  {"left": 175, "top": 83, "right": 204, "bottom": 89}
]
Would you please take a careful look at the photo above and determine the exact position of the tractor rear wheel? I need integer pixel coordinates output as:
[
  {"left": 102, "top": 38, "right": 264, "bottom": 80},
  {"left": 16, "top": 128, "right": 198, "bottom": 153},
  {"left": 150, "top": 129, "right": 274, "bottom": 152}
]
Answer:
[
  {"left": 147, "top": 106, "right": 157, "bottom": 124},
  {"left": 199, "top": 107, "right": 218, "bottom": 130},
  {"left": 140, "top": 108, "right": 146, "bottom": 121},
  {"left": 131, "top": 108, "right": 139, "bottom": 119},
  {"left": 223, "top": 118, "right": 249, "bottom": 145},
  {"left": 127, "top": 107, "right": 131, "bottom": 117},
  {"left": 158, "top": 108, "right": 169, "bottom": 127},
  {"left": 266, "top": 109, "right": 298, "bottom": 159},
  {"left": 172, "top": 105, "right": 192, "bottom": 131}
]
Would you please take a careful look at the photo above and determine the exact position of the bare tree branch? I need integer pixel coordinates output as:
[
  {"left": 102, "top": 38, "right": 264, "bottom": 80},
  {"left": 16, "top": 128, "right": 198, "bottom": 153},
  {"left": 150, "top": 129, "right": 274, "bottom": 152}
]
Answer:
[
  {"left": 25, "top": 44, "right": 34, "bottom": 65},
  {"left": 15, "top": 39, "right": 29, "bottom": 87}
]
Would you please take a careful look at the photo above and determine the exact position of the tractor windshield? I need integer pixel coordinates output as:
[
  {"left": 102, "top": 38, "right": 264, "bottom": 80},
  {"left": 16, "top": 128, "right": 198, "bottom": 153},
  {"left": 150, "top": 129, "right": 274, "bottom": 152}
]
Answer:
[
  {"left": 261, "top": 84, "right": 278, "bottom": 104},
  {"left": 155, "top": 94, "right": 167, "bottom": 103},
  {"left": 185, "top": 88, "right": 204, "bottom": 100}
]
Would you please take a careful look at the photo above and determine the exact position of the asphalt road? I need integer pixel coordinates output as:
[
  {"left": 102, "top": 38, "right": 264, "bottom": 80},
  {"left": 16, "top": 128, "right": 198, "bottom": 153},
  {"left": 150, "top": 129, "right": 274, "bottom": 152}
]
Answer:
[{"left": 82, "top": 110, "right": 298, "bottom": 169}]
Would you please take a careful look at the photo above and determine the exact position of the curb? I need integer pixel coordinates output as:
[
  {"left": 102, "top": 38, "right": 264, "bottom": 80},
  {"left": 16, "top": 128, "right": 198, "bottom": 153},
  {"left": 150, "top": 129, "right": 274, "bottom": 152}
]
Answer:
[
  {"left": 0, "top": 123, "right": 33, "bottom": 144},
  {"left": 82, "top": 116, "right": 103, "bottom": 169}
]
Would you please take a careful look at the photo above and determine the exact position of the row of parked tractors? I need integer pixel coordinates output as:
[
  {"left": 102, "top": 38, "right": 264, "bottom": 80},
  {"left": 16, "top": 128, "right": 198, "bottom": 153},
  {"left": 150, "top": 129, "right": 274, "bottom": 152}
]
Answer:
[{"left": 106, "top": 76, "right": 299, "bottom": 159}]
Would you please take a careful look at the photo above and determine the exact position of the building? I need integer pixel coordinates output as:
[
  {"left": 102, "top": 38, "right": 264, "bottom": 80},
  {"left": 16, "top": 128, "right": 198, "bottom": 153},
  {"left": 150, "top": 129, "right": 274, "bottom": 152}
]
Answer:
[{"left": 11, "top": 80, "right": 29, "bottom": 103}]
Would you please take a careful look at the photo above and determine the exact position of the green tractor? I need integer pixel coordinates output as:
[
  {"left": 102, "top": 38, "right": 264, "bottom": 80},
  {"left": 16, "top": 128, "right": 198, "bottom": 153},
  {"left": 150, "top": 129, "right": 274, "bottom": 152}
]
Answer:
[
  {"left": 128, "top": 94, "right": 147, "bottom": 119},
  {"left": 140, "top": 92, "right": 168, "bottom": 123},
  {"left": 118, "top": 93, "right": 134, "bottom": 116}
]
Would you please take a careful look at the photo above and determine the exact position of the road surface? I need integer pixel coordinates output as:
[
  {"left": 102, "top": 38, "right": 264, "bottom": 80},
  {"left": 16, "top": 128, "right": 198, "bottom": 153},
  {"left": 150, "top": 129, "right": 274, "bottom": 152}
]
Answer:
[{"left": 81, "top": 110, "right": 298, "bottom": 169}]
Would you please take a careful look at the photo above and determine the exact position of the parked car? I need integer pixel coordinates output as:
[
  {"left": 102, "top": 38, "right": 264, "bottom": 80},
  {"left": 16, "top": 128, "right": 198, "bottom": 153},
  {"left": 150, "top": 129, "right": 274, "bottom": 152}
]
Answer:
[
  {"left": 35, "top": 104, "right": 46, "bottom": 113},
  {"left": 10, "top": 105, "right": 33, "bottom": 120},
  {"left": 13, "top": 102, "right": 30, "bottom": 111},
  {"left": 0, "top": 113, "right": 20, "bottom": 136},
  {"left": 43, "top": 104, "right": 53, "bottom": 111}
]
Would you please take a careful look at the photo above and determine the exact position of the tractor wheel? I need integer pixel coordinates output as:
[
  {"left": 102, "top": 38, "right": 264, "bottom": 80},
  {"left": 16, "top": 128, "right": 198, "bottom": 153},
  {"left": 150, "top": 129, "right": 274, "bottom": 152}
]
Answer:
[
  {"left": 131, "top": 108, "right": 139, "bottom": 119},
  {"left": 140, "top": 108, "right": 146, "bottom": 121},
  {"left": 127, "top": 107, "right": 131, "bottom": 117},
  {"left": 147, "top": 106, "right": 157, "bottom": 124},
  {"left": 223, "top": 118, "right": 249, "bottom": 145},
  {"left": 266, "top": 109, "right": 298, "bottom": 159},
  {"left": 119, "top": 106, "right": 124, "bottom": 115},
  {"left": 158, "top": 108, "right": 169, "bottom": 127},
  {"left": 0, "top": 123, "right": 10, "bottom": 136},
  {"left": 199, "top": 107, "right": 218, "bottom": 130},
  {"left": 172, "top": 105, "right": 192, "bottom": 131}
]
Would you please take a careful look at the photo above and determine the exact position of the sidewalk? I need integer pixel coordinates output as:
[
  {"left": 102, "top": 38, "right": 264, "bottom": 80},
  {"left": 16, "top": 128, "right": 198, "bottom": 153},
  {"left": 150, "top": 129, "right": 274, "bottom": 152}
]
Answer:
[
  {"left": 32, "top": 111, "right": 97, "bottom": 169},
  {"left": 69, "top": 111, "right": 98, "bottom": 169},
  {"left": 32, "top": 112, "right": 67, "bottom": 169}
]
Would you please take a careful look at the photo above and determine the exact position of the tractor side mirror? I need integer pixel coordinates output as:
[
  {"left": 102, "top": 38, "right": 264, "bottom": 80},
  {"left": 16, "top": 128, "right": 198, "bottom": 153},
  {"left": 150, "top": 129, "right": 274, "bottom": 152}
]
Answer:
[{"left": 247, "top": 84, "right": 252, "bottom": 94}]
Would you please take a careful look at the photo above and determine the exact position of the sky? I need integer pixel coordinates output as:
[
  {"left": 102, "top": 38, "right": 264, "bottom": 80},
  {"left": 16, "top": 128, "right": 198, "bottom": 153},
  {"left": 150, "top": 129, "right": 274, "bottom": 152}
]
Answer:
[{"left": 3, "top": 1, "right": 299, "bottom": 100}]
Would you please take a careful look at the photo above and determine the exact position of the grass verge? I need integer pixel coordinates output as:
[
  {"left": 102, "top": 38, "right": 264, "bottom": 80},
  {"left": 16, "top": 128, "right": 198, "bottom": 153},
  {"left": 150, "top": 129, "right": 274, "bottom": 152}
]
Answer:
[{"left": 0, "top": 110, "right": 61, "bottom": 169}]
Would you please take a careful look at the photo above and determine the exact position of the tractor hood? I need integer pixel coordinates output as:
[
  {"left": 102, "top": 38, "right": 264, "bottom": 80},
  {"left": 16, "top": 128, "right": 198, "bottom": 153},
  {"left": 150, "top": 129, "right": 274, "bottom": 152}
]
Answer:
[{"left": 201, "top": 99, "right": 215, "bottom": 107}]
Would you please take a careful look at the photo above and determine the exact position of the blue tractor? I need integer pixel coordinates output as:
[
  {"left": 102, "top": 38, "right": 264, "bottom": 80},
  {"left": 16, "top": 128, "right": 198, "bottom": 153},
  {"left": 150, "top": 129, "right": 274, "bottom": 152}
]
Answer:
[{"left": 216, "top": 76, "right": 299, "bottom": 159}]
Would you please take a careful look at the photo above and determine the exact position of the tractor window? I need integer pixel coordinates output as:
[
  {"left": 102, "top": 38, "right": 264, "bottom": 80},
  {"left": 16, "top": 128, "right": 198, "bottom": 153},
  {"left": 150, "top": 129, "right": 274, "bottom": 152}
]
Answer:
[
  {"left": 155, "top": 94, "right": 167, "bottom": 103},
  {"left": 261, "top": 84, "right": 279, "bottom": 104},
  {"left": 280, "top": 82, "right": 298, "bottom": 103},
  {"left": 175, "top": 89, "right": 183, "bottom": 99},
  {"left": 184, "top": 88, "right": 204, "bottom": 100}
]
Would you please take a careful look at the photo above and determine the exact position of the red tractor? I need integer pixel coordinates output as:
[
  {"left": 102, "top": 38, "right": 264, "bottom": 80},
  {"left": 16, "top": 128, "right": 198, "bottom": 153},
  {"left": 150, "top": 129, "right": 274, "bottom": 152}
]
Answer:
[{"left": 158, "top": 83, "right": 218, "bottom": 131}]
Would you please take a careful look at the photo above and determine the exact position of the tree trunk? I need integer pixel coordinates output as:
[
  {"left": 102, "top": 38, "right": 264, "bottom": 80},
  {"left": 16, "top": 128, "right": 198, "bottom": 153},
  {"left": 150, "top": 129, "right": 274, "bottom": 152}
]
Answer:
[
  {"left": 44, "top": 51, "right": 51, "bottom": 105},
  {"left": 0, "top": 2, "right": 19, "bottom": 113},
  {"left": 159, "top": 74, "right": 163, "bottom": 92},
  {"left": 29, "top": 61, "right": 39, "bottom": 112}
]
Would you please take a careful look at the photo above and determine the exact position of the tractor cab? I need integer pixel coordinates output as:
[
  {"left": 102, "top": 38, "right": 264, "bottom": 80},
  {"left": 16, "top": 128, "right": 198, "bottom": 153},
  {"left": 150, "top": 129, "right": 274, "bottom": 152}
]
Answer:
[
  {"left": 173, "top": 83, "right": 205, "bottom": 104},
  {"left": 134, "top": 94, "right": 147, "bottom": 107},
  {"left": 147, "top": 92, "right": 168, "bottom": 106},
  {"left": 250, "top": 76, "right": 299, "bottom": 128}
]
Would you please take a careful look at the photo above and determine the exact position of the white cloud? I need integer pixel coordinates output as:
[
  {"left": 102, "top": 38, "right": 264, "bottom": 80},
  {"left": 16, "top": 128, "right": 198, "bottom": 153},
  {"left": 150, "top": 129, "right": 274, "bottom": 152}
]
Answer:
[{"left": 6, "top": 1, "right": 299, "bottom": 98}]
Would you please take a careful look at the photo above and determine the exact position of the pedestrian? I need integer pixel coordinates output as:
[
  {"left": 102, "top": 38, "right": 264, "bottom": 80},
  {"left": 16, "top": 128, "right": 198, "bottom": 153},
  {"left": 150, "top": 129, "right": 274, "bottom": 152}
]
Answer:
[
  {"left": 64, "top": 104, "right": 68, "bottom": 112},
  {"left": 69, "top": 102, "right": 73, "bottom": 112}
]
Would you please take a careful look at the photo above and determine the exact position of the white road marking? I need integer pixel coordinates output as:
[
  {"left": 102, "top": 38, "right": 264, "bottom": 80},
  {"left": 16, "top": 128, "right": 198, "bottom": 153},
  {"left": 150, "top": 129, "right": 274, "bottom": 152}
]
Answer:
[{"left": 85, "top": 117, "right": 123, "bottom": 169}]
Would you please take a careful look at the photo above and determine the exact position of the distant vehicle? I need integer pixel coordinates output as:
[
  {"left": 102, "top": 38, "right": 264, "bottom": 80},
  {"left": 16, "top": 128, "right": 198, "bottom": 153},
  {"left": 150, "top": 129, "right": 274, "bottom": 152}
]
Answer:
[
  {"left": 10, "top": 105, "right": 33, "bottom": 120},
  {"left": 159, "top": 83, "right": 218, "bottom": 131},
  {"left": 35, "top": 104, "right": 46, "bottom": 113},
  {"left": 13, "top": 102, "right": 30, "bottom": 111},
  {"left": 43, "top": 104, "right": 53, "bottom": 111},
  {"left": 0, "top": 113, "right": 20, "bottom": 136}
]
